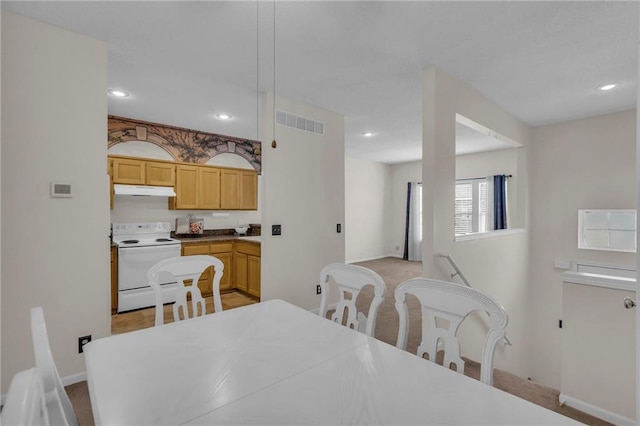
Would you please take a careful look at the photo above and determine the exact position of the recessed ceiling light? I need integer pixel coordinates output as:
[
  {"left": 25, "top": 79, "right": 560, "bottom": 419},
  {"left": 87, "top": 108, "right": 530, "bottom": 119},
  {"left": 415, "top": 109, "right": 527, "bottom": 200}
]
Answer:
[
  {"left": 216, "top": 113, "right": 232, "bottom": 120},
  {"left": 361, "top": 131, "right": 375, "bottom": 137},
  {"left": 596, "top": 83, "right": 620, "bottom": 91},
  {"left": 107, "top": 89, "right": 129, "bottom": 97}
]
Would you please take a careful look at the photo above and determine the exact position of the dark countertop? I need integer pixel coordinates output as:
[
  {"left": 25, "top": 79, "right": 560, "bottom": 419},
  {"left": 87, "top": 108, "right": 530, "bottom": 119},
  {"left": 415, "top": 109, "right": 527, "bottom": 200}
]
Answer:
[
  {"left": 110, "top": 225, "right": 261, "bottom": 248},
  {"left": 176, "top": 235, "right": 259, "bottom": 246}
]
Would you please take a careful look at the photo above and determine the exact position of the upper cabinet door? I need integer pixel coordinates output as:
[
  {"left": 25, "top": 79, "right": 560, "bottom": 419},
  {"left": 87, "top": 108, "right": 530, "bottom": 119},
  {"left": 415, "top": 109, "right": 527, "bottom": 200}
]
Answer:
[
  {"left": 112, "top": 158, "right": 145, "bottom": 184},
  {"left": 175, "top": 165, "right": 198, "bottom": 209},
  {"left": 198, "top": 167, "right": 221, "bottom": 210},
  {"left": 239, "top": 171, "right": 258, "bottom": 210},
  {"left": 220, "top": 169, "right": 240, "bottom": 210},
  {"left": 146, "top": 161, "right": 175, "bottom": 186}
]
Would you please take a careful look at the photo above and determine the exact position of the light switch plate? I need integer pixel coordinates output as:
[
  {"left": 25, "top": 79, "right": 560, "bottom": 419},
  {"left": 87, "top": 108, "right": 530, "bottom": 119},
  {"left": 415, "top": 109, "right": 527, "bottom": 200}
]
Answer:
[{"left": 50, "top": 182, "right": 72, "bottom": 198}]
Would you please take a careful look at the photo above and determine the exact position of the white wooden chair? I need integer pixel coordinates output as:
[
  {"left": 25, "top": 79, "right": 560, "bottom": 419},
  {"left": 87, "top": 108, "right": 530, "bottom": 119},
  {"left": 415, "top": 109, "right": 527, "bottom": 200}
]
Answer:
[
  {"left": 148, "top": 255, "right": 224, "bottom": 326},
  {"left": 2, "top": 368, "right": 49, "bottom": 426},
  {"left": 394, "top": 278, "right": 508, "bottom": 386},
  {"left": 30, "top": 307, "right": 79, "bottom": 426},
  {"left": 318, "top": 263, "right": 387, "bottom": 337}
]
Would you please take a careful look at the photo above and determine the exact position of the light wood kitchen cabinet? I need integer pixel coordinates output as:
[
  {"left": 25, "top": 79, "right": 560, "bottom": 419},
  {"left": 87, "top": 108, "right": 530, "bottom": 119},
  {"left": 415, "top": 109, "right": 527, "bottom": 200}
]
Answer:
[
  {"left": 171, "top": 165, "right": 221, "bottom": 210},
  {"left": 239, "top": 170, "right": 258, "bottom": 210},
  {"left": 220, "top": 169, "right": 258, "bottom": 210},
  {"left": 108, "top": 155, "right": 257, "bottom": 211},
  {"left": 146, "top": 161, "right": 175, "bottom": 186},
  {"left": 210, "top": 242, "right": 233, "bottom": 291},
  {"left": 234, "top": 241, "right": 261, "bottom": 298},
  {"left": 247, "top": 255, "right": 261, "bottom": 297},
  {"left": 182, "top": 243, "right": 213, "bottom": 297},
  {"left": 112, "top": 157, "right": 145, "bottom": 184},
  {"left": 111, "top": 246, "right": 118, "bottom": 313},
  {"left": 111, "top": 156, "right": 175, "bottom": 187},
  {"left": 198, "top": 167, "right": 221, "bottom": 210},
  {"left": 182, "top": 242, "right": 233, "bottom": 296},
  {"left": 174, "top": 165, "right": 198, "bottom": 209},
  {"left": 220, "top": 169, "right": 239, "bottom": 209},
  {"left": 234, "top": 252, "right": 248, "bottom": 292}
]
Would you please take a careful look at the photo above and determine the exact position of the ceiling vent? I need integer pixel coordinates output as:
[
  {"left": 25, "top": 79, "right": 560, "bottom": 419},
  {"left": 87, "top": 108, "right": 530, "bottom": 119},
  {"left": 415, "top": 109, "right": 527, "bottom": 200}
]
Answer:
[{"left": 276, "top": 110, "right": 324, "bottom": 136}]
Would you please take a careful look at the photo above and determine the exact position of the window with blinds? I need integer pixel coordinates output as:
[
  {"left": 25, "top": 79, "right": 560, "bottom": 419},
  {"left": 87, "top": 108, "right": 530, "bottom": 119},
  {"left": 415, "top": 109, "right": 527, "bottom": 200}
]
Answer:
[{"left": 455, "top": 178, "right": 488, "bottom": 235}]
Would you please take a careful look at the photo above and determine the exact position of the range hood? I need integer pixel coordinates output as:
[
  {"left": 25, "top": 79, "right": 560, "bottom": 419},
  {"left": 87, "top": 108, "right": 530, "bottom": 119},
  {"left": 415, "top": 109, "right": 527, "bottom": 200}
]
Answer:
[{"left": 113, "top": 184, "right": 176, "bottom": 197}]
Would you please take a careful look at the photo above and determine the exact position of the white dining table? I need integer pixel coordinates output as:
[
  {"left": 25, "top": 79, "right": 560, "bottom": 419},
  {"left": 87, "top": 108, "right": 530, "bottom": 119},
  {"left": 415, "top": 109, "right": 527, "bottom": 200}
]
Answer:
[{"left": 85, "top": 299, "right": 581, "bottom": 425}]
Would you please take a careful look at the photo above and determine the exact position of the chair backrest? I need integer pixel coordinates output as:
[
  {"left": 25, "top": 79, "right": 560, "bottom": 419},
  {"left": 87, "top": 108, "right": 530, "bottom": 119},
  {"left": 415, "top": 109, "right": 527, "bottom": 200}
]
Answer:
[
  {"left": 319, "top": 263, "right": 387, "bottom": 337},
  {"left": 2, "top": 368, "right": 50, "bottom": 426},
  {"left": 148, "top": 255, "right": 224, "bottom": 326},
  {"left": 394, "top": 278, "right": 508, "bottom": 386},
  {"left": 30, "top": 307, "right": 79, "bottom": 426}
]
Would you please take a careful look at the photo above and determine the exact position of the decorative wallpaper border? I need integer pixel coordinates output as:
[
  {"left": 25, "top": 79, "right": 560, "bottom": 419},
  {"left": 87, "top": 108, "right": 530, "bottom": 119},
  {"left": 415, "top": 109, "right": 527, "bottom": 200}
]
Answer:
[{"left": 107, "top": 115, "right": 262, "bottom": 172}]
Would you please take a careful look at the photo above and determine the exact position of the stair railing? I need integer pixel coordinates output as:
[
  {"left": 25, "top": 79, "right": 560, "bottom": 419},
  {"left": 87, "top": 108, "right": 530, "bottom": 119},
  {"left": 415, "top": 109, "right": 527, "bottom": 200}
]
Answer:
[
  {"left": 437, "top": 252, "right": 472, "bottom": 287},
  {"left": 436, "top": 252, "right": 512, "bottom": 346}
]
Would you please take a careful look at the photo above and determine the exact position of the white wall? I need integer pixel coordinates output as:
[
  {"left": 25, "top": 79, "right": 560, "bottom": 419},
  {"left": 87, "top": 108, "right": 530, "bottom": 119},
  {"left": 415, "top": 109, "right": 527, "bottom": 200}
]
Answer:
[
  {"left": 561, "top": 283, "right": 635, "bottom": 421},
  {"left": 1, "top": 13, "right": 110, "bottom": 392},
  {"left": 345, "top": 157, "right": 389, "bottom": 263},
  {"left": 260, "top": 93, "right": 345, "bottom": 310},
  {"left": 529, "top": 110, "right": 636, "bottom": 389},
  {"left": 386, "top": 161, "right": 422, "bottom": 259},
  {"left": 0, "top": 8, "right": 3, "bottom": 381},
  {"left": 422, "top": 67, "right": 531, "bottom": 378}
]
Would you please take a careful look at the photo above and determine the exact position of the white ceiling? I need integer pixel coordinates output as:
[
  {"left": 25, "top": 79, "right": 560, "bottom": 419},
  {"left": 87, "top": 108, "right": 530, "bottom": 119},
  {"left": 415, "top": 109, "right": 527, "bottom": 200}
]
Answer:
[{"left": 2, "top": 1, "right": 637, "bottom": 164}]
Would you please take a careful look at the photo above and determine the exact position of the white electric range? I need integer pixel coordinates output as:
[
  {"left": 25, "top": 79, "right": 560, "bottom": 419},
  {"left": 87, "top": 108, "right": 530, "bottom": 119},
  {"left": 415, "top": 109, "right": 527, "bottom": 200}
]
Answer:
[{"left": 112, "top": 222, "right": 182, "bottom": 313}]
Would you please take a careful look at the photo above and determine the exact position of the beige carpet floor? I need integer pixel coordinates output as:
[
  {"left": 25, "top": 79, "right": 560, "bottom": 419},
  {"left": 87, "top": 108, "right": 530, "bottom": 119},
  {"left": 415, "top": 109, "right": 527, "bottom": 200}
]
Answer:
[{"left": 65, "top": 257, "right": 612, "bottom": 425}]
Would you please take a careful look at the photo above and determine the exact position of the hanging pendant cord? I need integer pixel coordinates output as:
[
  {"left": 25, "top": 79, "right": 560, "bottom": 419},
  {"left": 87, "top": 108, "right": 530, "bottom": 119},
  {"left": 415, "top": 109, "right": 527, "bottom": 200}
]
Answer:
[
  {"left": 256, "top": 0, "right": 259, "bottom": 143},
  {"left": 272, "top": 0, "right": 276, "bottom": 147}
]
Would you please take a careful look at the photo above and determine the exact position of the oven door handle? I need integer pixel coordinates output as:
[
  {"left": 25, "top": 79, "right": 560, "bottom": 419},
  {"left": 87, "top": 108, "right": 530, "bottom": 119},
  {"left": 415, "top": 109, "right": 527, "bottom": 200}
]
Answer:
[{"left": 118, "top": 245, "right": 181, "bottom": 254}]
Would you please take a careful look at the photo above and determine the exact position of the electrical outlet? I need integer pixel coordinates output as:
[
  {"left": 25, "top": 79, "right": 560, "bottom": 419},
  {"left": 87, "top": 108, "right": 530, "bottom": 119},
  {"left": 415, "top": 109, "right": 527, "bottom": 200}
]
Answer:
[
  {"left": 78, "top": 335, "right": 91, "bottom": 354},
  {"left": 272, "top": 224, "right": 282, "bottom": 236},
  {"left": 316, "top": 284, "right": 322, "bottom": 294},
  {"left": 336, "top": 223, "right": 342, "bottom": 233}
]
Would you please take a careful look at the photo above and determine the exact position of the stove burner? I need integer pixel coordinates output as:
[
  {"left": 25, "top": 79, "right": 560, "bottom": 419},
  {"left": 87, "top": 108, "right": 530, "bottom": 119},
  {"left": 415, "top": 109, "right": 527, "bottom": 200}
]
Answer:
[
  {"left": 156, "top": 238, "right": 172, "bottom": 242},
  {"left": 121, "top": 240, "right": 139, "bottom": 244}
]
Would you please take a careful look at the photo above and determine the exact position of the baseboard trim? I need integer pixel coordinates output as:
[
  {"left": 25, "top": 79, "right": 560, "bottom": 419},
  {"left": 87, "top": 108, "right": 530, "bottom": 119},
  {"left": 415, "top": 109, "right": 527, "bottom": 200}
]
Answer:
[
  {"left": 62, "top": 371, "right": 87, "bottom": 387},
  {"left": 346, "top": 255, "right": 388, "bottom": 264},
  {"left": 347, "top": 254, "right": 405, "bottom": 264},
  {"left": 1, "top": 371, "right": 87, "bottom": 405},
  {"left": 559, "top": 393, "right": 635, "bottom": 426}
]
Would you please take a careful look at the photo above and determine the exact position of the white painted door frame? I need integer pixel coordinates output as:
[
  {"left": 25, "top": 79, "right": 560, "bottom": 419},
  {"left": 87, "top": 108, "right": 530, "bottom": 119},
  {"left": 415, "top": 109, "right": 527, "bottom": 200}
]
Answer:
[{"left": 636, "top": 9, "right": 640, "bottom": 421}]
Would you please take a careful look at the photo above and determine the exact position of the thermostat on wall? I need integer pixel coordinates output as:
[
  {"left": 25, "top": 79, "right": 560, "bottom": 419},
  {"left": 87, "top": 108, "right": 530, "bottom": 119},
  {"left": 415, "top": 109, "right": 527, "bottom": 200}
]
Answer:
[{"left": 50, "top": 182, "right": 72, "bottom": 198}]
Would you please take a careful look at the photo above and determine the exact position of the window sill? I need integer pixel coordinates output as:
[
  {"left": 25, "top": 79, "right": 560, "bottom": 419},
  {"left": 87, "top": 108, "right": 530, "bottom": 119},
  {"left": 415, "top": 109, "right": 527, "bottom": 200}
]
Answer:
[
  {"left": 455, "top": 228, "right": 526, "bottom": 242},
  {"left": 562, "top": 271, "right": 636, "bottom": 292}
]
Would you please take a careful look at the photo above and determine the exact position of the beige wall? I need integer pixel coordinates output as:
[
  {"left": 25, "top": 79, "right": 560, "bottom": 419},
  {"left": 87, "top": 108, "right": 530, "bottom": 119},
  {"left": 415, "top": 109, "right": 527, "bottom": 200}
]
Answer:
[
  {"left": 529, "top": 110, "right": 636, "bottom": 389},
  {"left": 0, "top": 8, "right": 3, "bottom": 380},
  {"left": 260, "top": 93, "right": 345, "bottom": 310},
  {"left": 345, "top": 157, "right": 390, "bottom": 262},
  {"left": 386, "top": 161, "right": 422, "bottom": 259},
  {"left": 422, "top": 67, "right": 532, "bottom": 377},
  {"left": 1, "top": 13, "right": 111, "bottom": 392}
]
